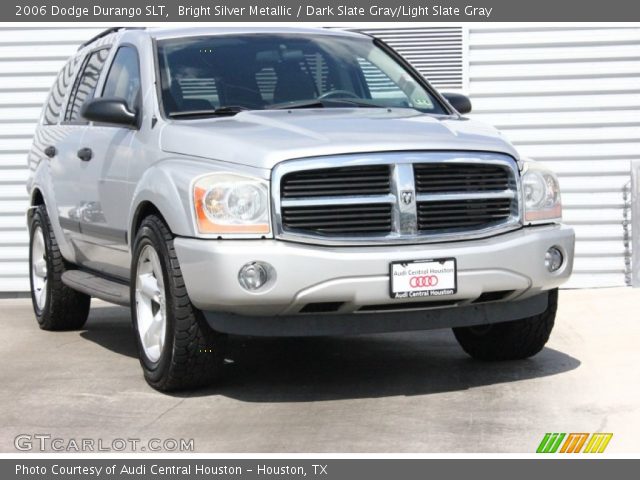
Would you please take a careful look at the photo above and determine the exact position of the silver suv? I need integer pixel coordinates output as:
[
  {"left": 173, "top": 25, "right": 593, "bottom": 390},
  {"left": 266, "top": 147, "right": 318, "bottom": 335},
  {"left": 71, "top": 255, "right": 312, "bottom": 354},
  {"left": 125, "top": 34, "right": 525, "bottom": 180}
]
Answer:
[{"left": 26, "top": 27, "right": 575, "bottom": 391}]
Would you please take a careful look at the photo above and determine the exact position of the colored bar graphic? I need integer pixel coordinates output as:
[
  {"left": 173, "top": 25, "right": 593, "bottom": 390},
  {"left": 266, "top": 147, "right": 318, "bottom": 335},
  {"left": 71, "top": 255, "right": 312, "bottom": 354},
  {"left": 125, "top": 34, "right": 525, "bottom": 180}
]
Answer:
[
  {"left": 560, "top": 433, "right": 589, "bottom": 453},
  {"left": 536, "top": 433, "right": 551, "bottom": 453},
  {"left": 584, "top": 433, "right": 613, "bottom": 453},
  {"left": 537, "top": 433, "right": 613, "bottom": 453},
  {"left": 548, "top": 433, "right": 566, "bottom": 453},
  {"left": 537, "top": 433, "right": 565, "bottom": 453}
]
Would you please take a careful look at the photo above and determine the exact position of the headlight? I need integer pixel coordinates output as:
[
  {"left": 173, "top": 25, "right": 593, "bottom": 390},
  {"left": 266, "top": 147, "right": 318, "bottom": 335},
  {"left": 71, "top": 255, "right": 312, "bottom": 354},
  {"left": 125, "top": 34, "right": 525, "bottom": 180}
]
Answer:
[
  {"left": 522, "top": 161, "right": 562, "bottom": 224},
  {"left": 193, "top": 173, "right": 270, "bottom": 235}
]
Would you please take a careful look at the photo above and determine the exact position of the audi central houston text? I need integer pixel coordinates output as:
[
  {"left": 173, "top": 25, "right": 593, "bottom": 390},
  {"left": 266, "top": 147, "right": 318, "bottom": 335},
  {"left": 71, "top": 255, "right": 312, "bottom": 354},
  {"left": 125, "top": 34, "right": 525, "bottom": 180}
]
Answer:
[
  {"left": 15, "top": 464, "right": 250, "bottom": 476},
  {"left": 26, "top": 27, "right": 574, "bottom": 391}
]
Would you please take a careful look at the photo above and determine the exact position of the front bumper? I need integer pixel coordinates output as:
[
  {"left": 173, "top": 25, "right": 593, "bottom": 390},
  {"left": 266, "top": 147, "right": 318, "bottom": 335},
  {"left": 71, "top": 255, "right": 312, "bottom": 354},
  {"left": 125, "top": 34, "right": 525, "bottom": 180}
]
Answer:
[{"left": 175, "top": 224, "right": 574, "bottom": 321}]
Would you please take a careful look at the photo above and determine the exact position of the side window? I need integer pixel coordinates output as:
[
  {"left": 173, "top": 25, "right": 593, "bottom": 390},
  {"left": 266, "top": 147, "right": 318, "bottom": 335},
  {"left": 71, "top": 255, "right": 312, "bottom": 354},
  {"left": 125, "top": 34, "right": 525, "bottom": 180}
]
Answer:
[
  {"left": 101, "top": 46, "right": 141, "bottom": 111},
  {"left": 64, "top": 48, "right": 111, "bottom": 123},
  {"left": 357, "top": 55, "right": 435, "bottom": 109},
  {"left": 357, "top": 57, "right": 406, "bottom": 101},
  {"left": 43, "top": 55, "right": 81, "bottom": 125}
]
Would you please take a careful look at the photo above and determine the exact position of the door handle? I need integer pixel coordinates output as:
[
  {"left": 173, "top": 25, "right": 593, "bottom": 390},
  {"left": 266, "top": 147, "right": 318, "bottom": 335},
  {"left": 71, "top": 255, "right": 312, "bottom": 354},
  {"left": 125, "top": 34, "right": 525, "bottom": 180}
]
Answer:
[
  {"left": 77, "top": 148, "right": 93, "bottom": 162},
  {"left": 44, "top": 146, "right": 57, "bottom": 158}
]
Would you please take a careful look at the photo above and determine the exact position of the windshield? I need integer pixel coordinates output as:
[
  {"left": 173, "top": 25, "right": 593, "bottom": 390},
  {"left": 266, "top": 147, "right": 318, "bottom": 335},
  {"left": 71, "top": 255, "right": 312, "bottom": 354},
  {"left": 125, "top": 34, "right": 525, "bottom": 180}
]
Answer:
[{"left": 156, "top": 34, "right": 447, "bottom": 117}]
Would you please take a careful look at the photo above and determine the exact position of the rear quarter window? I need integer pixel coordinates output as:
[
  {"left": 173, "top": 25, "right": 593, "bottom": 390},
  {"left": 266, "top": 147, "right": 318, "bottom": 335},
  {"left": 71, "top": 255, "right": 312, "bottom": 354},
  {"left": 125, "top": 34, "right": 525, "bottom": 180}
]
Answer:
[
  {"left": 42, "top": 55, "right": 82, "bottom": 125},
  {"left": 64, "top": 48, "right": 111, "bottom": 123}
]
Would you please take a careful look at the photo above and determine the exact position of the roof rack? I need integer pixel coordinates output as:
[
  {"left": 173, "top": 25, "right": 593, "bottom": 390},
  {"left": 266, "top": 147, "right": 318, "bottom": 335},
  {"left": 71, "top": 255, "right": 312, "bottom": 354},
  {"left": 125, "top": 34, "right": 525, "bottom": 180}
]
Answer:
[{"left": 77, "top": 27, "right": 144, "bottom": 50}]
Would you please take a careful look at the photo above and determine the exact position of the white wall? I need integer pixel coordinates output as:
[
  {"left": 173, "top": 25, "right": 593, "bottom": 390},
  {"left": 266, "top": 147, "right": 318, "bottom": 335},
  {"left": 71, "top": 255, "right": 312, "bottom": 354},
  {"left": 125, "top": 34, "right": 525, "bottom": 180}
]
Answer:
[
  {"left": 466, "top": 25, "right": 640, "bottom": 287},
  {"left": 0, "top": 27, "right": 103, "bottom": 292}
]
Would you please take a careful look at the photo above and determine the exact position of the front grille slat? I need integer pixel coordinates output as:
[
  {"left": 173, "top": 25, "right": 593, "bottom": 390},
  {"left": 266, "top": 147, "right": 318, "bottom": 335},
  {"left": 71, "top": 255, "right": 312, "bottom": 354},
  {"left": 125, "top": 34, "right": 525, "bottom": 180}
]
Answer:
[
  {"left": 417, "top": 209, "right": 511, "bottom": 217},
  {"left": 284, "top": 180, "right": 390, "bottom": 188},
  {"left": 416, "top": 183, "right": 509, "bottom": 193},
  {"left": 283, "top": 213, "right": 391, "bottom": 221},
  {"left": 283, "top": 219, "right": 388, "bottom": 228},
  {"left": 277, "top": 157, "right": 519, "bottom": 241},
  {"left": 282, "top": 207, "right": 390, "bottom": 215},
  {"left": 285, "top": 175, "right": 389, "bottom": 185},
  {"left": 283, "top": 185, "right": 390, "bottom": 196},
  {"left": 316, "top": 225, "right": 392, "bottom": 233},
  {"left": 422, "top": 216, "right": 511, "bottom": 222},
  {"left": 420, "top": 220, "right": 504, "bottom": 229},
  {"left": 416, "top": 174, "right": 507, "bottom": 181}
]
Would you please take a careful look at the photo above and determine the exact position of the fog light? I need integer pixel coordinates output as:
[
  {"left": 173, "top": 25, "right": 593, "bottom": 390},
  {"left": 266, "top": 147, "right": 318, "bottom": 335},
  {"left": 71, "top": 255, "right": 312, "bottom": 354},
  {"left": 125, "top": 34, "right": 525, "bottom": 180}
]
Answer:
[
  {"left": 545, "top": 247, "right": 563, "bottom": 272},
  {"left": 238, "top": 262, "right": 269, "bottom": 291}
]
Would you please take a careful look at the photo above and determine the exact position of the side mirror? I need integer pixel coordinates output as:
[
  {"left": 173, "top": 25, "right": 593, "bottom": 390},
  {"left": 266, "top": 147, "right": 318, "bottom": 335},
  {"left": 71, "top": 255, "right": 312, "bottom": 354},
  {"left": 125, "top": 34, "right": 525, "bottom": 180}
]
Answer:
[
  {"left": 81, "top": 97, "right": 138, "bottom": 128},
  {"left": 442, "top": 93, "right": 472, "bottom": 115}
]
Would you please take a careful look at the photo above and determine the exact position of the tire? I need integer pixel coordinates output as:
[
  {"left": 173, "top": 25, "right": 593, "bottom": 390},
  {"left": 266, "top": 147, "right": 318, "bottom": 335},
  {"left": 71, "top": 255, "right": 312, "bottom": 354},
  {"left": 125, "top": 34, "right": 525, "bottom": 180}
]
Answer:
[
  {"left": 28, "top": 204, "right": 91, "bottom": 330},
  {"left": 130, "top": 214, "right": 226, "bottom": 391},
  {"left": 453, "top": 288, "right": 558, "bottom": 361}
]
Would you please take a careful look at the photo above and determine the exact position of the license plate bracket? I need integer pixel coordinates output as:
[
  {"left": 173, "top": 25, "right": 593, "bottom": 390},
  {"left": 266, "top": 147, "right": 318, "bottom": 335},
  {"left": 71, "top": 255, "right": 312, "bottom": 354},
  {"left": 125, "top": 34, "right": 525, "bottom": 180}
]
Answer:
[{"left": 389, "top": 258, "right": 457, "bottom": 299}]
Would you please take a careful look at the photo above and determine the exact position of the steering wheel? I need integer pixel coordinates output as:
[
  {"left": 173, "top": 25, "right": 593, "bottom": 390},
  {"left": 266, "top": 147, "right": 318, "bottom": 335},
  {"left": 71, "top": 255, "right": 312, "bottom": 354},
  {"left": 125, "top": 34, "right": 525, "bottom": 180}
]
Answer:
[{"left": 317, "top": 89, "right": 360, "bottom": 100}]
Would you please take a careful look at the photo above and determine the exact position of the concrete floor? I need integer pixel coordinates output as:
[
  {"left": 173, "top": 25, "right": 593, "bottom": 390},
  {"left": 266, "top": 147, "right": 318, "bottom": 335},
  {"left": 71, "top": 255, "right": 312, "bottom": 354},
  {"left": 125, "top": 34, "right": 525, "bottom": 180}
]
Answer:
[{"left": 0, "top": 288, "right": 638, "bottom": 453}]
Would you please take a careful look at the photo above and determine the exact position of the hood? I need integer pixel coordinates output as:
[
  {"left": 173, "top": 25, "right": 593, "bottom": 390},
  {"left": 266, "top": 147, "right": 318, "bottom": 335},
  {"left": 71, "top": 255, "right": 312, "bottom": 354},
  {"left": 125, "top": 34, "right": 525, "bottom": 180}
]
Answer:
[{"left": 160, "top": 108, "right": 519, "bottom": 170}]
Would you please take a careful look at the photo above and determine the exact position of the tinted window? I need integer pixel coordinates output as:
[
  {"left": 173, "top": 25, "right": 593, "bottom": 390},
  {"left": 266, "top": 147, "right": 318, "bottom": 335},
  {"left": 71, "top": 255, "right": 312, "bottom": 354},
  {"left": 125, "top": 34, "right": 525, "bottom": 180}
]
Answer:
[
  {"left": 357, "top": 57, "right": 408, "bottom": 102},
  {"left": 156, "top": 35, "right": 446, "bottom": 116},
  {"left": 101, "top": 46, "right": 141, "bottom": 111},
  {"left": 64, "top": 48, "right": 110, "bottom": 122},
  {"left": 43, "top": 55, "right": 82, "bottom": 125}
]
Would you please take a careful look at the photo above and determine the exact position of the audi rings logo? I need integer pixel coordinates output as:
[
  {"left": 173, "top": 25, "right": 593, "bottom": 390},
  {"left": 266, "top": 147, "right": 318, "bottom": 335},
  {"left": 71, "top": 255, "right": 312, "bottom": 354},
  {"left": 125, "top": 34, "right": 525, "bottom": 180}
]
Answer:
[{"left": 409, "top": 275, "right": 439, "bottom": 288}]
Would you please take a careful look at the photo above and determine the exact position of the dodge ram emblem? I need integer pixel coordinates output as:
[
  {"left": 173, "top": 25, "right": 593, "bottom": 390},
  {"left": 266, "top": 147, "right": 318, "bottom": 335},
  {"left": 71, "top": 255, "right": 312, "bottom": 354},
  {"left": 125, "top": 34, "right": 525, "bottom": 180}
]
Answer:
[{"left": 401, "top": 190, "right": 414, "bottom": 205}]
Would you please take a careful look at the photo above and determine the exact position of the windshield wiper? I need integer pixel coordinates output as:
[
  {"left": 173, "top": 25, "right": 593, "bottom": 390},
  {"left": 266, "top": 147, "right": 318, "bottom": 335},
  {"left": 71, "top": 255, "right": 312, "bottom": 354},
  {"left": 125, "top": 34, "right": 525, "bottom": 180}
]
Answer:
[
  {"left": 270, "top": 99, "right": 384, "bottom": 110},
  {"left": 168, "top": 106, "right": 249, "bottom": 118}
]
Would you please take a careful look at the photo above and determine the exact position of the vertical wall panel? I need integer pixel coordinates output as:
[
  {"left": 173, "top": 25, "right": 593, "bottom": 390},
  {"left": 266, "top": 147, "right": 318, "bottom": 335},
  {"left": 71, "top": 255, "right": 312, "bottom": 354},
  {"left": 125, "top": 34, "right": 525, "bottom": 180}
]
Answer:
[
  {"left": 0, "top": 27, "right": 101, "bottom": 292},
  {"left": 466, "top": 26, "right": 640, "bottom": 288}
]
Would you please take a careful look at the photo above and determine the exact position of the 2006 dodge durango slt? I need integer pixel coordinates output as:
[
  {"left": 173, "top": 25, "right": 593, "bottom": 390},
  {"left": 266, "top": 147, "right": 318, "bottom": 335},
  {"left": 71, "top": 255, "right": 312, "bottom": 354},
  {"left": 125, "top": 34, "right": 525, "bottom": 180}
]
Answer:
[{"left": 26, "top": 27, "right": 575, "bottom": 391}]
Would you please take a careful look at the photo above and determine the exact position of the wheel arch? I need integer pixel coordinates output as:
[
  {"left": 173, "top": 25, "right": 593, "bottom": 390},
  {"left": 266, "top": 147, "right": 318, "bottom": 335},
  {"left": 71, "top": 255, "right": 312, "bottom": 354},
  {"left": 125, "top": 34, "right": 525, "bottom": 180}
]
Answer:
[
  {"left": 128, "top": 163, "right": 199, "bottom": 247},
  {"left": 27, "top": 187, "right": 46, "bottom": 222},
  {"left": 31, "top": 188, "right": 45, "bottom": 207},
  {"left": 127, "top": 157, "right": 266, "bottom": 247},
  {"left": 130, "top": 201, "right": 172, "bottom": 243}
]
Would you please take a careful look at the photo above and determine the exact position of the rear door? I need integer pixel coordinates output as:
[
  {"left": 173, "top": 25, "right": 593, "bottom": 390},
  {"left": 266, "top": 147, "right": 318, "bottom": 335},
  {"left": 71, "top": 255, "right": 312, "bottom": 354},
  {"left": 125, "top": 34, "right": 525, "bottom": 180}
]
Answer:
[{"left": 48, "top": 47, "right": 111, "bottom": 249}]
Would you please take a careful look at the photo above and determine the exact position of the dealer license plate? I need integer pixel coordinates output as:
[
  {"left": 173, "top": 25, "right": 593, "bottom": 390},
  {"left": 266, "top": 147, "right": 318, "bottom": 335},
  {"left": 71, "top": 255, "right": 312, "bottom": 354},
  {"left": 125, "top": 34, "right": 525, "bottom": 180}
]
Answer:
[{"left": 390, "top": 258, "right": 457, "bottom": 299}]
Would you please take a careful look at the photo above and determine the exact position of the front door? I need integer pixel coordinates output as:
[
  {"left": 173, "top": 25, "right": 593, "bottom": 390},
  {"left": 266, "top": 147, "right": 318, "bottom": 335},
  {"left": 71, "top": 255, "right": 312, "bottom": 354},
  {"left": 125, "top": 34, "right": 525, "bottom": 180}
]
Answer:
[{"left": 71, "top": 45, "right": 143, "bottom": 279}]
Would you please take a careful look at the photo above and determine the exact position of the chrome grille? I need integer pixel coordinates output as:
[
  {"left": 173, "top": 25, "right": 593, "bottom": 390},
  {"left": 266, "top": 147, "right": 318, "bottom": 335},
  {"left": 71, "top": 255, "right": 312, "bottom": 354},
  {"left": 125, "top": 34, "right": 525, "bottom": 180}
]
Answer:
[
  {"left": 273, "top": 152, "right": 521, "bottom": 245},
  {"left": 414, "top": 163, "right": 511, "bottom": 193},
  {"left": 417, "top": 198, "right": 513, "bottom": 231},
  {"left": 281, "top": 165, "right": 390, "bottom": 198},
  {"left": 282, "top": 204, "right": 393, "bottom": 234}
]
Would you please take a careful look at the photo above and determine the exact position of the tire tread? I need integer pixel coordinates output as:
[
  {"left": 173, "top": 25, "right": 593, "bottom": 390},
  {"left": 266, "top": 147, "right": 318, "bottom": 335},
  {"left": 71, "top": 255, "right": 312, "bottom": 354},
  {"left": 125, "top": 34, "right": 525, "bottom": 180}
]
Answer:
[
  {"left": 133, "top": 215, "right": 225, "bottom": 391},
  {"left": 30, "top": 205, "right": 90, "bottom": 331},
  {"left": 453, "top": 289, "right": 558, "bottom": 361}
]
